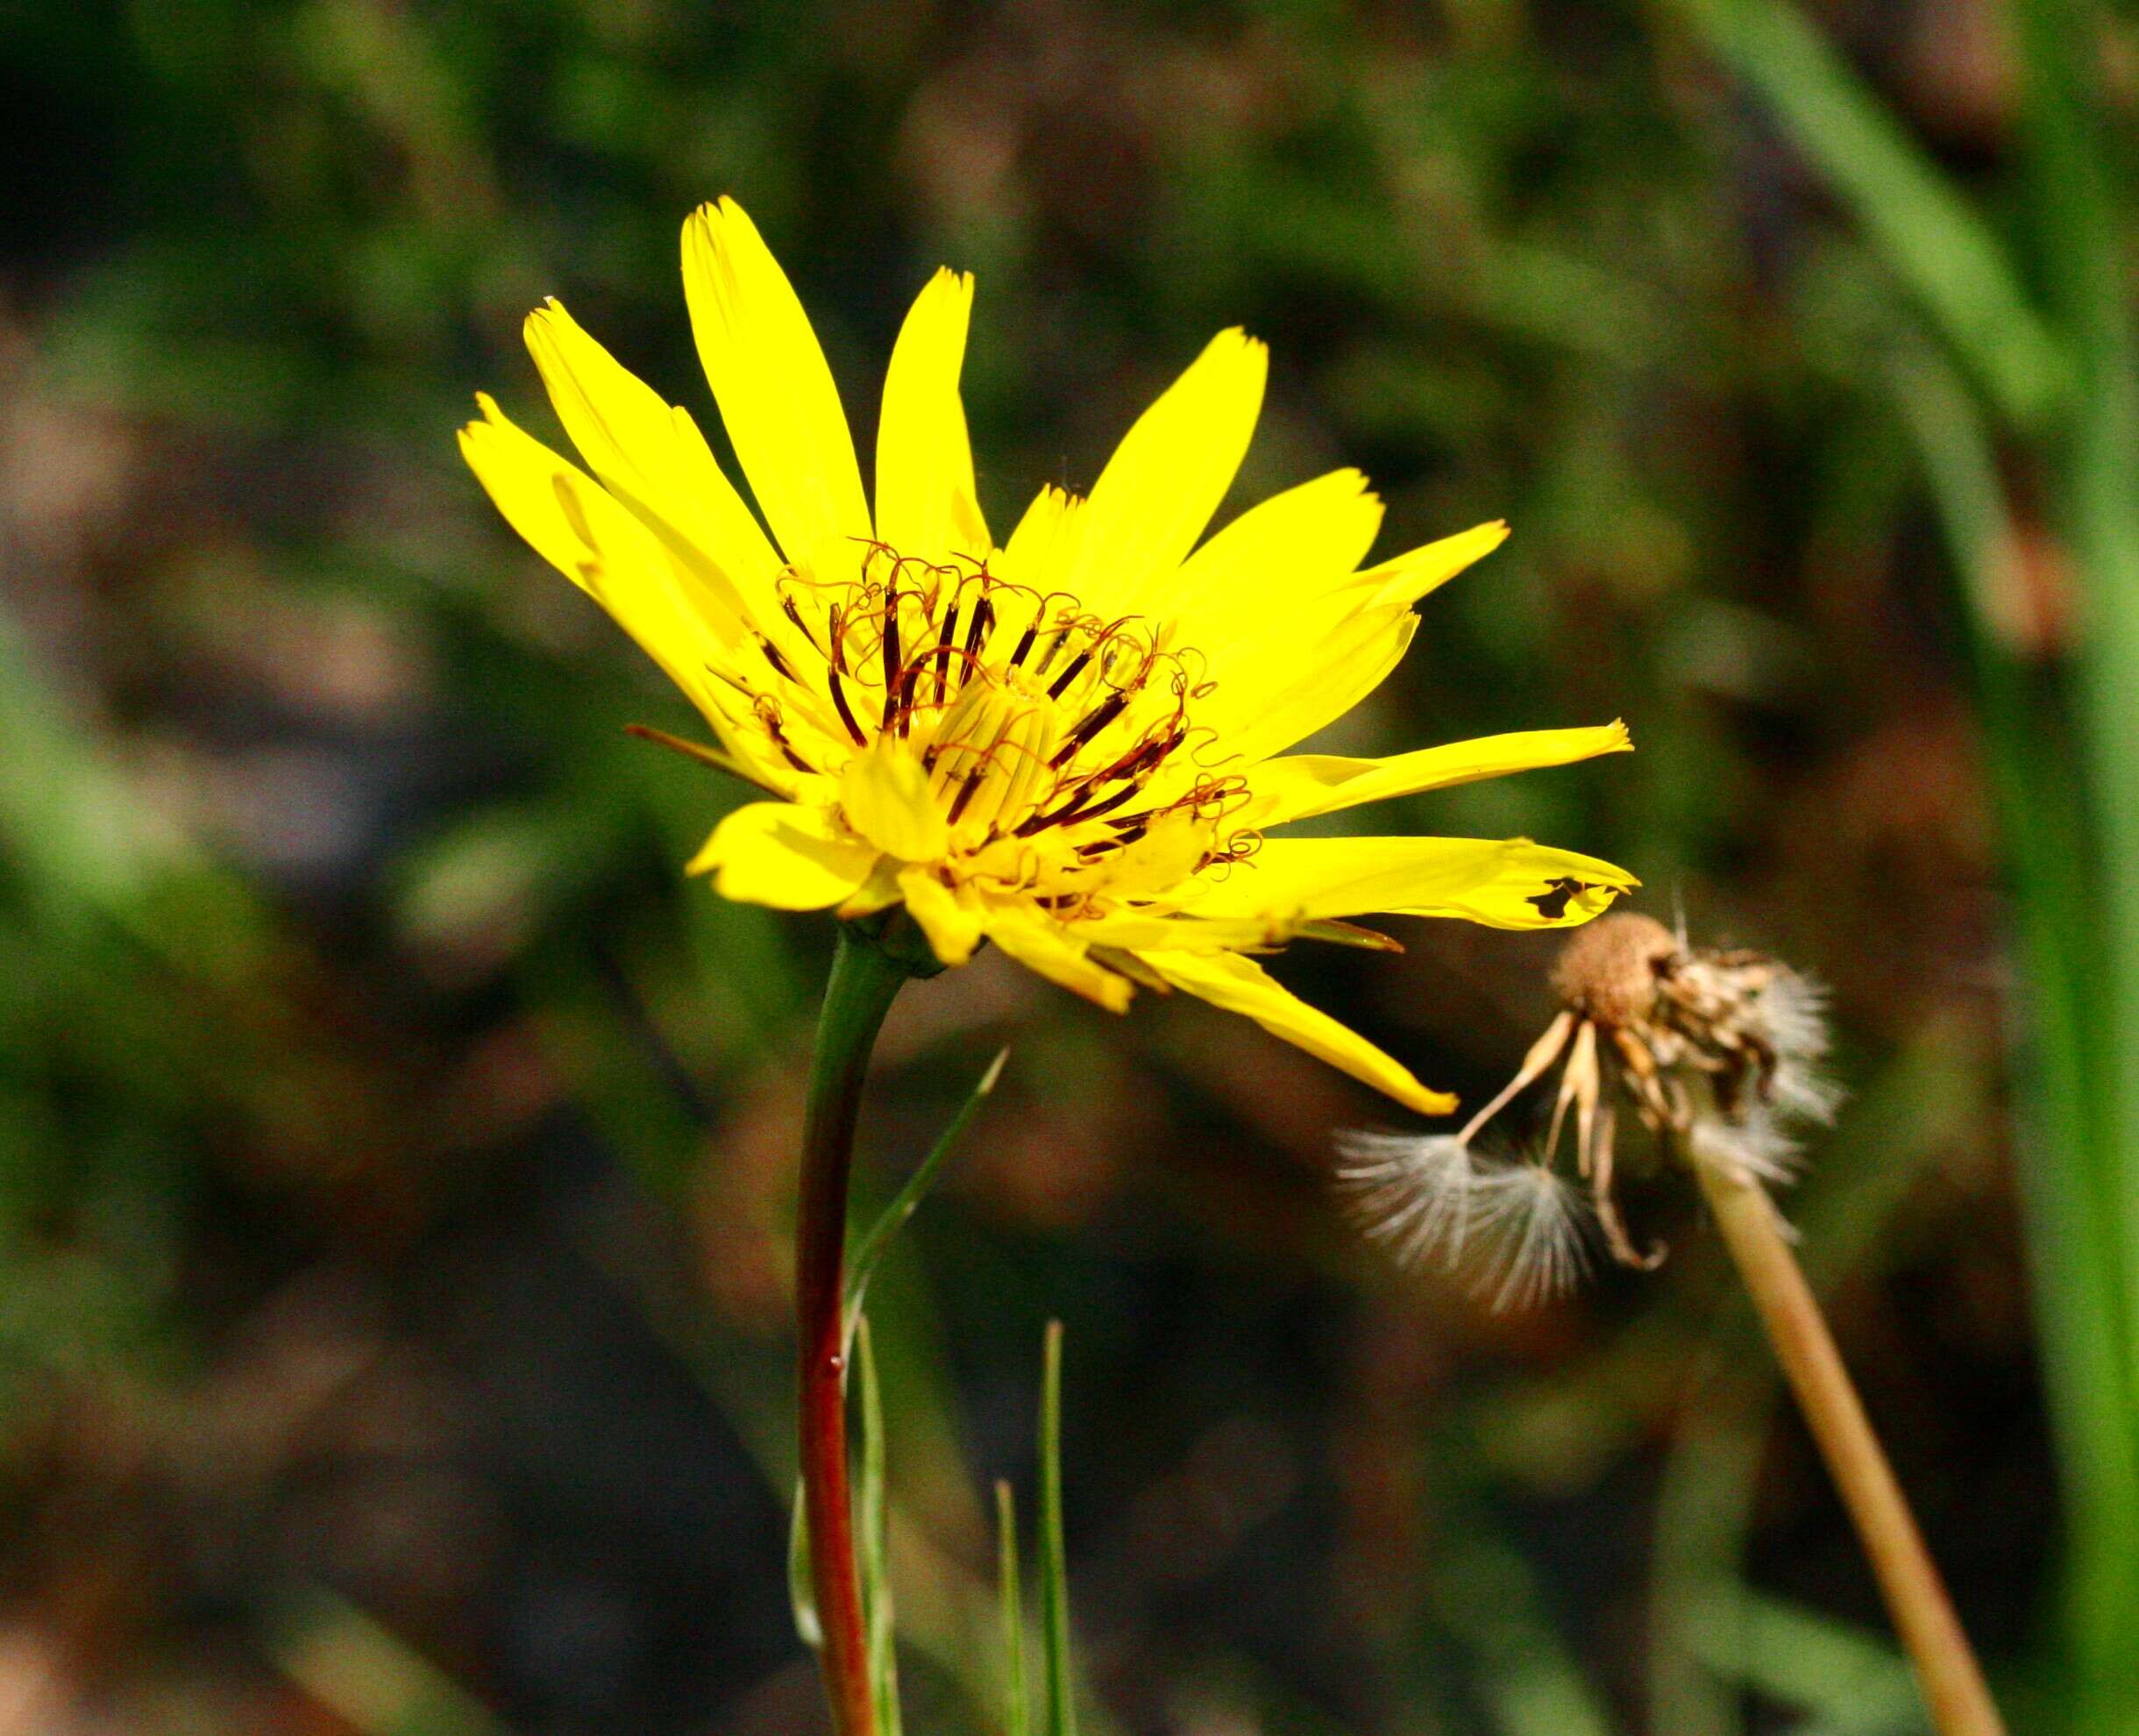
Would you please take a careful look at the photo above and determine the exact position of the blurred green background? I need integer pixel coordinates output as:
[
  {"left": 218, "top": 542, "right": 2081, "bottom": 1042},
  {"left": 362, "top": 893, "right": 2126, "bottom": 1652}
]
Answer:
[{"left": 4, "top": 0, "right": 2136, "bottom": 1730}]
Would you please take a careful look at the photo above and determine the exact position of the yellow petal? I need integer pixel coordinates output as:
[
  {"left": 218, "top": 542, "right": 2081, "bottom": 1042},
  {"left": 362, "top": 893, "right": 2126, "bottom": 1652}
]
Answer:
[
  {"left": 840, "top": 735, "right": 951, "bottom": 863},
  {"left": 1135, "top": 949, "right": 1455, "bottom": 1115},
  {"left": 1163, "top": 469, "right": 1384, "bottom": 648},
  {"left": 1197, "top": 608, "right": 1419, "bottom": 772},
  {"left": 1069, "top": 329, "right": 1268, "bottom": 617},
  {"left": 998, "top": 486, "right": 1084, "bottom": 584},
  {"left": 1245, "top": 721, "right": 1633, "bottom": 827},
  {"left": 686, "top": 801, "right": 880, "bottom": 907},
  {"left": 1182, "top": 836, "right": 1638, "bottom": 930},
  {"left": 838, "top": 857, "right": 906, "bottom": 920},
  {"left": 459, "top": 395, "right": 591, "bottom": 578},
  {"left": 876, "top": 267, "right": 988, "bottom": 559},
  {"left": 682, "top": 198, "right": 872, "bottom": 570},
  {"left": 1361, "top": 520, "right": 1510, "bottom": 609},
  {"left": 523, "top": 300, "right": 783, "bottom": 615},
  {"left": 1189, "top": 518, "right": 1508, "bottom": 715},
  {"left": 899, "top": 867, "right": 984, "bottom": 965},
  {"left": 459, "top": 398, "right": 757, "bottom": 727},
  {"left": 1072, "top": 910, "right": 1291, "bottom": 952},
  {"left": 1194, "top": 522, "right": 1510, "bottom": 768},
  {"left": 986, "top": 912, "right": 1134, "bottom": 1013}
]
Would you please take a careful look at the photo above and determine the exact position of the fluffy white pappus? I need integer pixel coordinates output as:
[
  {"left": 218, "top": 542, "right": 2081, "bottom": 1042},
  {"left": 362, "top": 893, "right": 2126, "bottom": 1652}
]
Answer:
[
  {"left": 1467, "top": 1157, "right": 1596, "bottom": 1313},
  {"left": 1333, "top": 1133, "right": 1481, "bottom": 1270},
  {"left": 1759, "top": 968, "right": 1832, "bottom": 1068},
  {"left": 1688, "top": 1102, "right": 1802, "bottom": 1188},
  {"left": 1772, "top": 1055, "right": 1843, "bottom": 1127}
]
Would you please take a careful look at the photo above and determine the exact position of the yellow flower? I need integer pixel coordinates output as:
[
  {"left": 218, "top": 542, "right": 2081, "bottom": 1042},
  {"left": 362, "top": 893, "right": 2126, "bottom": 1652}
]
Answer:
[{"left": 461, "top": 197, "right": 1638, "bottom": 1115}]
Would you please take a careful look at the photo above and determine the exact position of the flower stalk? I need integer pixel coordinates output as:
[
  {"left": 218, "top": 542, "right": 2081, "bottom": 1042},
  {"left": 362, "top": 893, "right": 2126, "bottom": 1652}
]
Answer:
[
  {"left": 1695, "top": 1161, "right": 2006, "bottom": 1736},
  {"left": 798, "top": 925, "right": 913, "bottom": 1736}
]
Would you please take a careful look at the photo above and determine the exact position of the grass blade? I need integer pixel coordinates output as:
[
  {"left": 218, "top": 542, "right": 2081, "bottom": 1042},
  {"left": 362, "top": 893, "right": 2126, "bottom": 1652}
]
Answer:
[
  {"left": 847, "top": 1048, "right": 1008, "bottom": 1329},
  {"left": 1888, "top": 341, "right": 2139, "bottom": 1722},
  {"left": 789, "top": 1485, "right": 823, "bottom": 1651},
  {"left": 266, "top": 1583, "right": 513, "bottom": 1736},
  {"left": 1040, "top": 1320, "right": 1077, "bottom": 1736},
  {"left": 1688, "top": 1591, "right": 1921, "bottom": 1735},
  {"left": 2008, "top": 27, "right": 2139, "bottom": 1711},
  {"left": 998, "top": 1479, "right": 1030, "bottom": 1736},
  {"left": 856, "top": 1313, "right": 903, "bottom": 1736},
  {"left": 1662, "top": 0, "right": 2063, "bottom": 423}
]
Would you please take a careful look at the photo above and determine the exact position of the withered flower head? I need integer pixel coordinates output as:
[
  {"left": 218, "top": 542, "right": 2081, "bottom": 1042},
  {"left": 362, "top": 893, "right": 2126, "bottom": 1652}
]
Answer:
[{"left": 1338, "top": 913, "right": 1837, "bottom": 1307}]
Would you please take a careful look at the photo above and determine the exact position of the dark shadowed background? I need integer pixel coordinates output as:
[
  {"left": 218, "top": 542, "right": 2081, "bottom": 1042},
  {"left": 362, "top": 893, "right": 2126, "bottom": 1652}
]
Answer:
[{"left": 4, "top": 0, "right": 2133, "bottom": 1731}]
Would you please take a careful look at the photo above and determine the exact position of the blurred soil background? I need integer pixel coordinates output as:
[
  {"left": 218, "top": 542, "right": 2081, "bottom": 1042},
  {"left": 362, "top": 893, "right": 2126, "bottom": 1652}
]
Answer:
[{"left": 0, "top": 0, "right": 2119, "bottom": 1731}]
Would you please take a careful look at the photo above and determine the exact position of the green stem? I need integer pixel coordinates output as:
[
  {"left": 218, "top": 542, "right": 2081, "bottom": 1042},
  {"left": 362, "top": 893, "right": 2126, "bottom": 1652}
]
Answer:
[{"left": 799, "top": 927, "right": 910, "bottom": 1736}]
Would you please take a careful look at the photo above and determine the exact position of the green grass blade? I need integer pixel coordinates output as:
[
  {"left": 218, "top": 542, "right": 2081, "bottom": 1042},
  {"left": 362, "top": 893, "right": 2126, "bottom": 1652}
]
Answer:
[
  {"left": 1647, "top": 1376, "right": 1768, "bottom": 1736},
  {"left": 1663, "top": 0, "right": 2064, "bottom": 423},
  {"left": 266, "top": 1583, "right": 514, "bottom": 1736},
  {"left": 1427, "top": 1533, "right": 1617, "bottom": 1736},
  {"left": 998, "top": 1479, "right": 1030, "bottom": 1736},
  {"left": 1040, "top": 1320, "right": 1077, "bottom": 1736},
  {"left": 1688, "top": 1591, "right": 1920, "bottom": 1735},
  {"left": 1887, "top": 342, "right": 2139, "bottom": 1718},
  {"left": 2008, "top": 23, "right": 2139, "bottom": 1710},
  {"left": 846, "top": 1048, "right": 1008, "bottom": 1329},
  {"left": 856, "top": 1313, "right": 903, "bottom": 1736},
  {"left": 788, "top": 1483, "right": 823, "bottom": 1651}
]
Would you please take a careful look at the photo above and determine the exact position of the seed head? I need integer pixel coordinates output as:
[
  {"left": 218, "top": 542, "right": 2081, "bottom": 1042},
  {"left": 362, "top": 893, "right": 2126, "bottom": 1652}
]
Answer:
[
  {"left": 1336, "top": 909, "right": 1841, "bottom": 1306},
  {"left": 1551, "top": 911, "right": 1676, "bottom": 1029}
]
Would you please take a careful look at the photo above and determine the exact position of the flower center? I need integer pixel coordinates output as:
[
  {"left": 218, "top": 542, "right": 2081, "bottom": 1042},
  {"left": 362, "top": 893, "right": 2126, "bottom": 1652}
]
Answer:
[{"left": 736, "top": 540, "right": 1254, "bottom": 895}]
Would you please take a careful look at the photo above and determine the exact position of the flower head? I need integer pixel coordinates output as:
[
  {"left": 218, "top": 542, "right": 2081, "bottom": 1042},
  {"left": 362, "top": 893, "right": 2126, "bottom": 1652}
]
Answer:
[
  {"left": 1339, "top": 912, "right": 1839, "bottom": 1300},
  {"left": 462, "top": 197, "right": 1638, "bottom": 1114}
]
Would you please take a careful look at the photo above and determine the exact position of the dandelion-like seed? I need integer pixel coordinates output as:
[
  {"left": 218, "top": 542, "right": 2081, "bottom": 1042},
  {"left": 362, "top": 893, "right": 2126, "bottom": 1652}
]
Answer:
[
  {"left": 1340, "top": 911, "right": 1839, "bottom": 1304},
  {"left": 1337, "top": 916, "right": 2010, "bottom": 1732},
  {"left": 1469, "top": 1156, "right": 1592, "bottom": 1313}
]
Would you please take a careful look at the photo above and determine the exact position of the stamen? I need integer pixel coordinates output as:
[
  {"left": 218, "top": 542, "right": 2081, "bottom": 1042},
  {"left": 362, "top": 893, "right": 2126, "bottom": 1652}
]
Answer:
[
  {"left": 961, "top": 595, "right": 993, "bottom": 685},
  {"left": 757, "top": 635, "right": 797, "bottom": 683},
  {"left": 828, "top": 663, "right": 867, "bottom": 746},
  {"left": 1016, "top": 778, "right": 1142, "bottom": 836},
  {"left": 1048, "top": 692, "right": 1129, "bottom": 767},
  {"left": 828, "top": 604, "right": 849, "bottom": 674},
  {"left": 880, "top": 580, "right": 902, "bottom": 725},
  {"left": 1043, "top": 644, "right": 1091, "bottom": 697},
  {"left": 934, "top": 601, "right": 960, "bottom": 706},
  {"left": 945, "top": 766, "right": 987, "bottom": 825},
  {"left": 780, "top": 594, "right": 823, "bottom": 655}
]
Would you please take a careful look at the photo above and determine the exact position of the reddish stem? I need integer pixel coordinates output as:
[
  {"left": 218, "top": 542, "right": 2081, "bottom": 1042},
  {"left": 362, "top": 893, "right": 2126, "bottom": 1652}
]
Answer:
[{"left": 797, "top": 930, "right": 906, "bottom": 1736}]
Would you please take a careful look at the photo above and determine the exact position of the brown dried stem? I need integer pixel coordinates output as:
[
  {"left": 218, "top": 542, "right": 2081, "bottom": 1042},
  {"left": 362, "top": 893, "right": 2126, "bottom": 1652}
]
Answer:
[{"left": 1695, "top": 1163, "right": 2006, "bottom": 1736}]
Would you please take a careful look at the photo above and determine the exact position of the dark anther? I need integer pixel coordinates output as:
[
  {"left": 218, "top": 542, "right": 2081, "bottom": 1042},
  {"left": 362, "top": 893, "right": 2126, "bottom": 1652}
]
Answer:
[
  {"left": 828, "top": 665, "right": 868, "bottom": 745},
  {"left": 934, "top": 602, "right": 960, "bottom": 705},
  {"left": 945, "top": 766, "right": 987, "bottom": 825},
  {"left": 780, "top": 595, "right": 822, "bottom": 654},
  {"left": 1007, "top": 620, "right": 1038, "bottom": 669},
  {"left": 962, "top": 595, "right": 993, "bottom": 687},
  {"left": 1048, "top": 691, "right": 1128, "bottom": 767},
  {"left": 1045, "top": 647, "right": 1094, "bottom": 700},
  {"left": 896, "top": 658, "right": 922, "bottom": 736},
  {"left": 880, "top": 583, "right": 903, "bottom": 725},
  {"left": 1017, "top": 779, "right": 1141, "bottom": 836},
  {"left": 757, "top": 636, "right": 796, "bottom": 682}
]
